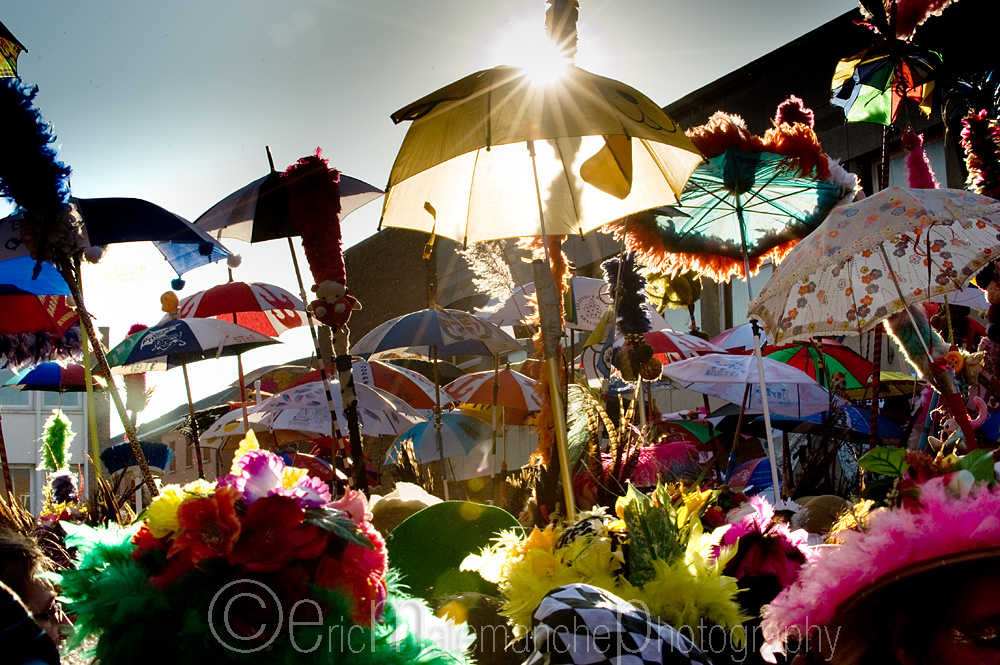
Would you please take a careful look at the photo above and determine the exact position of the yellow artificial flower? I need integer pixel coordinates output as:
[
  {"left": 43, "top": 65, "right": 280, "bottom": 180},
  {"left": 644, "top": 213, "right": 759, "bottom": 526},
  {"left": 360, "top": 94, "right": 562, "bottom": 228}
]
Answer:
[
  {"left": 230, "top": 430, "right": 260, "bottom": 473},
  {"left": 281, "top": 466, "right": 308, "bottom": 488},
  {"left": 145, "top": 485, "right": 186, "bottom": 538},
  {"left": 182, "top": 478, "right": 215, "bottom": 495},
  {"left": 677, "top": 487, "right": 712, "bottom": 527}
]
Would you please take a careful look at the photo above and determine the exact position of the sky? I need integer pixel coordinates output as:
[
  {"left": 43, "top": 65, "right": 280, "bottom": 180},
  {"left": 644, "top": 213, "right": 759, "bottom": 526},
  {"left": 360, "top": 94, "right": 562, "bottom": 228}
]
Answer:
[{"left": 2, "top": 0, "right": 858, "bottom": 434}]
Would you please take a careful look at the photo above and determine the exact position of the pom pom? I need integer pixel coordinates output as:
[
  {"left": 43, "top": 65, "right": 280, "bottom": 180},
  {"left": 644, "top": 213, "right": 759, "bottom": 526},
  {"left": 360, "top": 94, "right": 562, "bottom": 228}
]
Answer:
[
  {"left": 83, "top": 245, "right": 106, "bottom": 263},
  {"left": 49, "top": 468, "right": 79, "bottom": 504},
  {"left": 126, "top": 323, "right": 148, "bottom": 337},
  {"left": 774, "top": 95, "right": 815, "bottom": 129},
  {"left": 227, "top": 253, "right": 242, "bottom": 268},
  {"left": 170, "top": 278, "right": 185, "bottom": 291}
]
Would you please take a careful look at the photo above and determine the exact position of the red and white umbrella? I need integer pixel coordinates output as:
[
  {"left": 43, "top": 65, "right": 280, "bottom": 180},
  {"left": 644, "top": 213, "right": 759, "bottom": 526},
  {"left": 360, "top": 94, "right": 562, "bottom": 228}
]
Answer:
[
  {"left": 286, "top": 358, "right": 441, "bottom": 410},
  {"left": 629, "top": 329, "right": 727, "bottom": 364},
  {"left": 709, "top": 323, "right": 769, "bottom": 353},
  {"left": 443, "top": 367, "right": 541, "bottom": 412},
  {"left": 165, "top": 281, "right": 307, "bottom": 337}
]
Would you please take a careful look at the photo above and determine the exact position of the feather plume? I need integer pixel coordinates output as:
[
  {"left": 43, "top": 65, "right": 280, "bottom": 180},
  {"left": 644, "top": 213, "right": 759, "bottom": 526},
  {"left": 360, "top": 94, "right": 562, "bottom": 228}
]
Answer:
[
  {"left": 0, "top": 79, "right": 71, "bottom": 217},
  {"left": 460, "top": 239, "right": 518, "bottom": 313},
  {"left": 602, "top": 252, "right": 651, "bottom": 335},
  {"left": 544, "top": 0, "right": 579, "bottom": 62},
  {"left": 774, "top": 95, "right": 815, "bottom": 129},
  {"left": 893, "top": 0, "right": 960, "bottom": 40},
  {"left": 39, "top": 409, "right": 74, "bottom": 472},
  {"left": 283, "top": 149, "right": 343, "bottom": 285},
  {"left": 901, "top": 127, "right": 941, "bottom": 189},
  {"left": 99, "top": 441, "right": 173, "bottom": 475},
  {"left": 961, "top": 110, "right": 1000, "bottom": 199}
]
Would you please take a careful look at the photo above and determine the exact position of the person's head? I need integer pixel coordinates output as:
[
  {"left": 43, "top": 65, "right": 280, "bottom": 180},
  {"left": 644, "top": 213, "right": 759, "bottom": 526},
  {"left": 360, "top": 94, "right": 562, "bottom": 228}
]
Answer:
[{"left": 0, "top": 528, "right": 70, "bottom": 645}]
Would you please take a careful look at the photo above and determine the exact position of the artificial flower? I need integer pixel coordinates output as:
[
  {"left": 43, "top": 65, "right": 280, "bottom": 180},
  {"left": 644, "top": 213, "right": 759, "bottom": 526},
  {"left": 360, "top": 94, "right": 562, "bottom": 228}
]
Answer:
[
  {"left": 228, "top": 495, "right": 327, "bottom": 572},
  {"left": 168, "top": 486, "right": 241, "bottom": 564},
  {"left": 145, "top": 484, "right": 186, "bottom": 538}
]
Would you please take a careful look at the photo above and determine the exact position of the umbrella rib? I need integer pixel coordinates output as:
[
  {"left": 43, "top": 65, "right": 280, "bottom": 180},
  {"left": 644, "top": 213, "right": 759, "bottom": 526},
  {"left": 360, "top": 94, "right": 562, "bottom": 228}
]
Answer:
[
  {"left": 552, "top": 139, "right": 584, "bottom": 233},
  {"left": 464, "top": 148, "right": 481, "bottom": 246}
]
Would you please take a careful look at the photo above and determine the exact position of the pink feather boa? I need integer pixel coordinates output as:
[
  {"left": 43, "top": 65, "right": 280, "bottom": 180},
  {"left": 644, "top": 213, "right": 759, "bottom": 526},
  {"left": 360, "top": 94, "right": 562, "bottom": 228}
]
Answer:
[{"left": 760, "top": 477, "right": 1000, "bottom": 659}]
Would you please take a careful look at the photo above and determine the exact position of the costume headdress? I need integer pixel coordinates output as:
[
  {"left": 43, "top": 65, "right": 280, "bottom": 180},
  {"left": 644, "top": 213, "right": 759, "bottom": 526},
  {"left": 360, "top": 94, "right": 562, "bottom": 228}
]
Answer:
[{"left": 761, "top": 475, "right": 1000, "bottom": 663}]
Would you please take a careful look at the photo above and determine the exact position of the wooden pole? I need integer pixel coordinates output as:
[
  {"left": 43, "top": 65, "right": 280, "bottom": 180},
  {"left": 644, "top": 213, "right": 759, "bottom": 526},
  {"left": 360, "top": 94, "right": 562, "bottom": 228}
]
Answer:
[{"left": 56, "top": 258, "right": 157, "bottom": 497}]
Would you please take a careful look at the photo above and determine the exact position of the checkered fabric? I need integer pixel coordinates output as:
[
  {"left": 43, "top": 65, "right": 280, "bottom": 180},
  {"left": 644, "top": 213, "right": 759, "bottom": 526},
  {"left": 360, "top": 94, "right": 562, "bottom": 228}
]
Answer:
[{"left": 523, "top": 584, "right": 713, "bottom": 665}]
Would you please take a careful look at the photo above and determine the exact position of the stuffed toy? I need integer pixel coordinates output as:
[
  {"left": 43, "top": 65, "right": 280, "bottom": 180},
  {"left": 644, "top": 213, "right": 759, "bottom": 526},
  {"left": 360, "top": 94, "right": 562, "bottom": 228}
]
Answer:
[
  {"left": 282, "top": 149, "right": 361, "bottom": 329},
  {"left": 928, "top": 395, "right": 989, "bottom": 453}
]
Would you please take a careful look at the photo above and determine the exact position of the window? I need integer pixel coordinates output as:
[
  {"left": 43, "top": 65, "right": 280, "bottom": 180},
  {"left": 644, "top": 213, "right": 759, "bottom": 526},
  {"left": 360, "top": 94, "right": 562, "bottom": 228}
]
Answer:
[
  {"left": 43, "top": 389, "right": 81, "bottom": 409},
  {"left": 1, "top": 466, "right": 34, "bottom": 510},
  {"left": 185, "top": 440, "right": 194, "bottom": 468},
  {"left": 168, "top": 441, "right": 177, "bottom": 474},
  {"left": 0, "top": 369, "right": 31, "bottom": 407}
]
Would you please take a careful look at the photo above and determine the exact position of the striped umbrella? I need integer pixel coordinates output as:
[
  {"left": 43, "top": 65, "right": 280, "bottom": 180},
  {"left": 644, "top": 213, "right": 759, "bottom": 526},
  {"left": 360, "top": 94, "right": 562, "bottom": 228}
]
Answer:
[
  {"left": 760, "top": 340, "right": 872, "bottom": 392},
  {"left": 443, "top": 367, "right": 541, "bottom": 412}
]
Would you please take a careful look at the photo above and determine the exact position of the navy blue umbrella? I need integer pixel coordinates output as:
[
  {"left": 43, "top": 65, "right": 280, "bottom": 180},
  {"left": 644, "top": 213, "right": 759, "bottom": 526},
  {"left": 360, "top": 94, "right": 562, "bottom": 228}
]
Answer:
[{"left": 752, "top": 404, "right": 903, "bottom": 441}]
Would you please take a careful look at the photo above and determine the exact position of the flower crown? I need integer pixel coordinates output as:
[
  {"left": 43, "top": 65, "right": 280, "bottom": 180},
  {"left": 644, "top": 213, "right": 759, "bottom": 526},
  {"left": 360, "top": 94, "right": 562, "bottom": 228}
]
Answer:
[{"left": 55, "top": 432, "right": 471, "bottom": 665}]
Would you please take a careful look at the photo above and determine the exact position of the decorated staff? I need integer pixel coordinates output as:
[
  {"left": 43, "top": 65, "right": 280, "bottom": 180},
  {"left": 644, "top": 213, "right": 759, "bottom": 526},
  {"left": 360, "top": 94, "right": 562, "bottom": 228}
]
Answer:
[
  {"left": 0, "top": 77, "right": 157, "bottom": 495},
  {"left": 283, "top": 150, "right": 367, "bottom": 493}
]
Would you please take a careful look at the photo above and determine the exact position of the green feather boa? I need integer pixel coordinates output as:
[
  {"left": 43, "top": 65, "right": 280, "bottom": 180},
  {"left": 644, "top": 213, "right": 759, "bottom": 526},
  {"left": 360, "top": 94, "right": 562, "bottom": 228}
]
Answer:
[{"left": 54, "top": 523, "right": 473, "bottom": 665}]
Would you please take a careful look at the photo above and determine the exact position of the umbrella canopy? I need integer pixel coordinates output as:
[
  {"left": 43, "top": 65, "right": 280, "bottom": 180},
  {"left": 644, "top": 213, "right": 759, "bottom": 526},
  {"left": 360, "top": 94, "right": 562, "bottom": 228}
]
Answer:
[
  {"left": 929, "top": 286, "right": 988, "bottom": 312},
  {"left": 351, "top": 307, "right": 522, "bottom": 358},
  {"left": 624, "top": 329, "right": 726, "bottom": 364},
  {"left": 760, "top": 340, "right": 873, "bottom": 392},
  {"left": 753, "top": 404, "right": 904, "bottom": 443},
  {"left": 103, "top": 318, "right": 278, "bottom": 375},
  {"left": 384, "top": 411, "right": 493, "bottom": 464},
  {"left": 380, "top": 65, "right": 703, "bottom": 245},
  {"left": 748, "top": 188, "right": 1000, "bottom": 344},
  {"left": 606, "top": 111, "right": 855, "bottom": 281},
  {"left": 662, "top": 353, "right": 834, "bottom": 417},
  {"left": 164, "top": 280, "right": 307, "bottom": 337},
  {"left": 380, "top": 356, "right": 465, "bottom": 384},
  {"left": 726, "top": 457, "right": 773, "bottom": 491},
  {"left": 1, "top": 198, "right": 234, "bottom": 280},
  {"left": 709, "top": 323, "right": 769, "bottom": 352},
  {"left": 0, "top": 20, "right": 26, "bottom": 78},
  {"left": 0, "top": 256, "right": 70, "bottom": 296},
  {"left": 286, "top": 358, "right": 441, "bottom": 410},
  {"left": 201, "top": 380, "right": 425, "bottom": 440},
  {"left": 3, "top": 362, "right": 104, "bottom": 392},
  {"left": 0, "top": 294, "right": 77, "bottom": 335},
  {"left": 844, "top": 370, "right": 924, "bottom": 400},
  {"left": 831, "top": 41, "right": 940, "bottom": 127},
  {"left": 237, "top": 363, "right": 315, "bottom": 395},
  {"left": 194, "top": 168, "right": 383, "bottom": 243},
  {"left": 443, "top": 367, "right": 542, "bottom": 412},
  {"left": 655, "top": 419, "right": 718, "bottom": 445}
]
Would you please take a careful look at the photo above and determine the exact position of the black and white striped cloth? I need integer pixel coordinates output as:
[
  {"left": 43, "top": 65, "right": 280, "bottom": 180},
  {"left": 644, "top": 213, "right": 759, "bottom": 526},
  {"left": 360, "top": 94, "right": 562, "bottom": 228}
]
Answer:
[{"left": 523, "top": 584, "right": 713, "bottom": 665}]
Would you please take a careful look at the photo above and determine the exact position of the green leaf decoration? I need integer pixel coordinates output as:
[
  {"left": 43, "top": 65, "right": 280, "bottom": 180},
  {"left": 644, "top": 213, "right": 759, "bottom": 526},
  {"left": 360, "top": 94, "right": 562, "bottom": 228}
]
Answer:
[
  {"left": 955, "top": 449, "right": 997, "bottom": 485},
  {"left": 858, "top": 446, "right": 909, "bottom": 477},
  {"left": 39, "top": 409, "right": 74, "bottom": 472},
  {"left": 620, "top": 483, "right": 684, "bottom": 587},
  {"left": 305, "top": 506, "right": 374, "bottom": 549}
]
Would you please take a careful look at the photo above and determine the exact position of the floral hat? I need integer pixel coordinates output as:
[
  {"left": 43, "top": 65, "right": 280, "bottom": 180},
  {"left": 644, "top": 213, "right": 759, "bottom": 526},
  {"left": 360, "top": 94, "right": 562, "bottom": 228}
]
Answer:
[
  {"left": 760, "top": 474, "right": 1000, "bottom": 663},
  {"left": 54, "top": 432, "right": 472, "bottom": 665}
]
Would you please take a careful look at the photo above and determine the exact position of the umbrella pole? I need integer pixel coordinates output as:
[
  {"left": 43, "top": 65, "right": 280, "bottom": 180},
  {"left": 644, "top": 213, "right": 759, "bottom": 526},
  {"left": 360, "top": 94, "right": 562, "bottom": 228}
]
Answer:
[
  {"left": 528, "top": 140, "right": 576, "bottom": 522},
  {"left": 737, "top": 207, "right": 783, "bottom": 501},
  {"left": 237, "top": 354, "right": 250, "bottom": 432},
  {"left": 77, "top": 259, "right": 102, "bottom": 475},
  {"left": 0, "top": 409, "right": 12, "bottom": 498},
  {"left": 333, "top": 326, "right": 368, "bottom": 496},
  {"left": 181, "top": 363, "right": 205, "bottom": 479},
  {"left": 491, "top": 356, "right": 499, "bottom": 502},
  {"left": 432, "top": 345, "right": 449, "bottom": 500},
  {"left": 287, "top": 237, "right": 347, "bottom": 476},
  {"left": 869, "top": 324, "right": 883, "bottom": 447},
  {"left": 55, "top": 258, "right": 158, "bottom": 497}
]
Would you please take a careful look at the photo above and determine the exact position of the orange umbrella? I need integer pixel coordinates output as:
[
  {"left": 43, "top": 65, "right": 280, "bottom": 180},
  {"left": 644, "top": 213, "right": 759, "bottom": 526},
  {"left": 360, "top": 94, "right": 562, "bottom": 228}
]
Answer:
[{"left": 443, "top": 367, "right": 541, "bottom": 412}]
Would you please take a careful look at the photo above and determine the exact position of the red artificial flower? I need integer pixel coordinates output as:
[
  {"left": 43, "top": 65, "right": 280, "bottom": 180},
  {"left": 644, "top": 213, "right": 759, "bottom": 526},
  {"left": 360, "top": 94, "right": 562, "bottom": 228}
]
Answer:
[
  {"left": 168, "top": 486, "right": 242, "bottom": 565},
  {"left": 228, "top": 495, "right": 328, "bottom": 572},
  {"left": 314, "top": 521, "right": 387, "bottom": 625},
  {"left": 131, "top": 524, "right": 169, "bottom": 562},
  {"left": 149, "top": 547, "right": 196, "bottom": 590}
]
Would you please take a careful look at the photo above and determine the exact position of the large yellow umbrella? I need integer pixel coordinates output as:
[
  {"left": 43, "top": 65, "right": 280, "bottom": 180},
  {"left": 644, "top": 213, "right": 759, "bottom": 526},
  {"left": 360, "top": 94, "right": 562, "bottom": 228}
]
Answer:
[
  {"left": 380, "top": 64, "right": 702, "bottom": 245},
  {"left": 381, "top": 63, "right": 701, "bottom": 519}
]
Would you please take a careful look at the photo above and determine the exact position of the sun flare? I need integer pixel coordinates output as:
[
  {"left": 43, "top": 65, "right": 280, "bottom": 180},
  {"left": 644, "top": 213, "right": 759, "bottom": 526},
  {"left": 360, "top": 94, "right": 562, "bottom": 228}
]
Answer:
[{"left": 489, "top": 19, "right": 571, "bottom": 85}]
